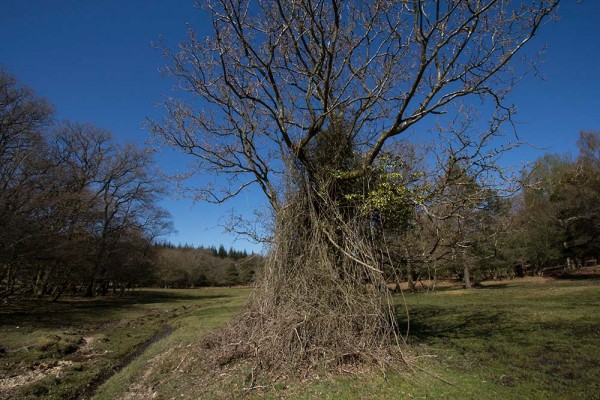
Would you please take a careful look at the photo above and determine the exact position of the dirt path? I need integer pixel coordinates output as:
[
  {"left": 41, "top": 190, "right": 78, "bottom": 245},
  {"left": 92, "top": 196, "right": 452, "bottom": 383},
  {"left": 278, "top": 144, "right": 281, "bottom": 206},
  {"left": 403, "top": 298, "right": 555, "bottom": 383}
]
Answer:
[{"left": 82, "top": 324, "right": 175, "bottom": 398}]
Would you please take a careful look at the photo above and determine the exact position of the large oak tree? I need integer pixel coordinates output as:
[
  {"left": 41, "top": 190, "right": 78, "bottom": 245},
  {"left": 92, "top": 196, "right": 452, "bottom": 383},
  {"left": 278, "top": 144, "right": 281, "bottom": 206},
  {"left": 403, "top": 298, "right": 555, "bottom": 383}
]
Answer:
[{"left": 152, "top": 0, "right": 560, "bottom": 371}]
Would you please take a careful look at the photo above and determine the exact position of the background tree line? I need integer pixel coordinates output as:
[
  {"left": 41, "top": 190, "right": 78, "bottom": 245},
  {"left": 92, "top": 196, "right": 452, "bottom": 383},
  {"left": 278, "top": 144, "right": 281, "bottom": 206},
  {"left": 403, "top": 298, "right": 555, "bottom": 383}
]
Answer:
[
  {"left": 0, "top": 69, "right": 262, "bottom": 302},
  {"left": 391, "top": 131, "right": 600, "bottom": 289},
  {"left": 503, "top": 131, "right": 600, "bottom": 276},
  {"left": 0, "top": 69, "right": 173, "bottom": 301},
  {"left": 3, "top": 65, "right": 597, "bottom": 305},
  {"left": 153, "top": 243, "right": 261, "bottom": 288}
]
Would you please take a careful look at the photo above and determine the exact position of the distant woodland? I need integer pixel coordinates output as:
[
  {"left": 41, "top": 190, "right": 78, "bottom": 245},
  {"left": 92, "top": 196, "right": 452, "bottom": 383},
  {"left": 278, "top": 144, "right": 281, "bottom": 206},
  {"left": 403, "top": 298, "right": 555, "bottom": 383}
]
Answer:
[{"left": 153, "top": 243, "right": 262, "bottom": 289}]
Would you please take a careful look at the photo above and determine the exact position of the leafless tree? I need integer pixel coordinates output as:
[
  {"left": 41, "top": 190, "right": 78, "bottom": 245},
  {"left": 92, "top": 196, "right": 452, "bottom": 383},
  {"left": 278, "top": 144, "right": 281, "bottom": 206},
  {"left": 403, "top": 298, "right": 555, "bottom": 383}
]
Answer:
[
  {"left": 51, "top": 123, "right": 172, "bottom": 296},
  {"left": 152, "top": 0, "right": 560, "bottom": 372},
  {"left": 0, "top": 71, "right": 173, "bottom": 301},
  {"left": 0, "top": 70, "right": 54, "bottom": 300}
]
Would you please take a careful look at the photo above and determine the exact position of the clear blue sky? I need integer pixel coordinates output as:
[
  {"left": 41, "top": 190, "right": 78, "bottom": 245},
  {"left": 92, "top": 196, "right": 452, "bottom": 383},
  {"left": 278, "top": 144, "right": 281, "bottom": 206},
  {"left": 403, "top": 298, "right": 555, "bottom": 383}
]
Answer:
[{"left": 1, "top": 1, "right": 599, "bottom": 252}]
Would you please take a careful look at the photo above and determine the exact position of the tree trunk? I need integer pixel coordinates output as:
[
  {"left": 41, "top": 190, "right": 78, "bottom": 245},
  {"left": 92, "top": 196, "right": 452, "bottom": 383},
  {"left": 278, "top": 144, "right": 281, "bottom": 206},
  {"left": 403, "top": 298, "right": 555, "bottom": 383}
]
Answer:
[
  {"left": 99, "top": 281, "right": 108, "bottom": 296},
  {"left": 403, "top": 244, "right": 415, "bottom": 291},
  {"left": 51, "top": 282, "right": 67, "bottom": 302},
  {"left": 0, "top": 263, "right": 13, "bottom": 301},
  {"left": 407, "top": 265, "right": 415, "bottom": 291},
  {"left": 84, "top": 280, "right": 94, "bottom": 297},
  {"left": 463, "top": 263, "right": 472, "bottom": 289},
  {"left": 34, "top": 267, "right": 45, "bottom": 298},
  {"left": 206, "top": 184, "right": 405, "bottom": 370}
]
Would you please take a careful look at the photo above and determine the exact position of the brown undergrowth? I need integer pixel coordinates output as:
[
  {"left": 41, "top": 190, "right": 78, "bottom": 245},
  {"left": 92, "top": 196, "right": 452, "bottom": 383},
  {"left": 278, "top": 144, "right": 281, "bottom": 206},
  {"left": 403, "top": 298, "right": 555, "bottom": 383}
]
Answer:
[{"left": 195, "top": 186, "right": 410, "bottom": 381}]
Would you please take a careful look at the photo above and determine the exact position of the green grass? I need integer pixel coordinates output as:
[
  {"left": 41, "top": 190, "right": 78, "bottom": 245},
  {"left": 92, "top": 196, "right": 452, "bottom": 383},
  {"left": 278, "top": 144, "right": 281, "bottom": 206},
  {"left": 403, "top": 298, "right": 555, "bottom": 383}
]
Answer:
[
  {"left": 94, "top": 289, "right": 250, "bottom": 400},
  {"left": 103, "top": 277, "right": 600, "bottom": 400},
  {"left": 0, "top": 288, "right": 250, "bottom": 399},
  {"left": 2, "top": 278, "right": 600, "bottom": 399},
  {"left": 405, "top": 278, "right": 600, "bottom": 399}
]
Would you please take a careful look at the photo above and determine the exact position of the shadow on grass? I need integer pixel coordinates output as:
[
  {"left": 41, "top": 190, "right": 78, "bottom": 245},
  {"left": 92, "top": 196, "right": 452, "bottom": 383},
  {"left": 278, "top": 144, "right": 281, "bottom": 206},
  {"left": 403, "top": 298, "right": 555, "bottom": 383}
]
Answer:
[
  {"left": 408, "top": 281, "right": 512, "bottom": 292},
  {"left": 474, "top": 283, "right": 511, "bottom": 290},
  {"left": 394, "top": 280, "right": 600, "bottom": 399},
  {"left": 397, "top": 305, "right": 509, "bottom": 343},
  {"left": 126, "top": 289, "right": 233, "bottom": 302},
  {"left": 555, "top": 272, "right": 600, "bottom": 281},
  {"left": 0, "top": 289, "right": 231, "bottom": 331},
  {"left": 400, "top": 283, "right": 462, "bottom": 293}
]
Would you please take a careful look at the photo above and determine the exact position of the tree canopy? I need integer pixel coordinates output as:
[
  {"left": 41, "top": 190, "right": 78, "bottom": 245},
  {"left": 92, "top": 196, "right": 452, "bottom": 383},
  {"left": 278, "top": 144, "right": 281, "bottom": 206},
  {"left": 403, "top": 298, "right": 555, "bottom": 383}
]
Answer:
[{"left": 152, "top": 0, "right": 560, "bottom": 212}]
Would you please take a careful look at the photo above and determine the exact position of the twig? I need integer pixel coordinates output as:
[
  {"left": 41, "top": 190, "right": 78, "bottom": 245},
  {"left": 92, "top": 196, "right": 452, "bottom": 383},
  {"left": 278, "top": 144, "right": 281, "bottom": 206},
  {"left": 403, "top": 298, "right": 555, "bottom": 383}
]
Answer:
[
  {"left": 174, "top": 353, "right": 189, "bottom": 372},
  {"left": 413, "top": 365, "right": 459, "bottom": 387},
  {"left": 242, "top": 385, "right": 270, "bottom": 391}
]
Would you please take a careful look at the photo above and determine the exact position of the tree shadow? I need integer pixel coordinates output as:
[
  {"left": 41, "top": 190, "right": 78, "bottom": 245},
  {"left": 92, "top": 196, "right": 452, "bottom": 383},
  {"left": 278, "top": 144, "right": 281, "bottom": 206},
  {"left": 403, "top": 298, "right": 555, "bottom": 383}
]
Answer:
[
  {"left": 555, "top": 272, "right": 600, "bottom": 281},
  {"left": 396, "top": 304, "right": 510, "bottom": 342},
  {"left": 124, "top": 289, "right": 232, "bottom": 303},
  {"left": 475, "top": 283, "right": 510, "bottom": 289},
  {"left": 0, "top": 290, "right": 232, "bottom": 331}
]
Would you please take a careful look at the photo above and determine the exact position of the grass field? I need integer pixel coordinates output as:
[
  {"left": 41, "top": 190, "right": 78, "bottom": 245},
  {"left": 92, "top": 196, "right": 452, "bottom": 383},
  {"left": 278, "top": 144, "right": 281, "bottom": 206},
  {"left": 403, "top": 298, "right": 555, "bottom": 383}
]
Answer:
[
  {"left": 398, "top": 276, "right": 600, "bottom": 400},
  {"left": 1, "top": 272, "right": 599, "bottom": 399}
]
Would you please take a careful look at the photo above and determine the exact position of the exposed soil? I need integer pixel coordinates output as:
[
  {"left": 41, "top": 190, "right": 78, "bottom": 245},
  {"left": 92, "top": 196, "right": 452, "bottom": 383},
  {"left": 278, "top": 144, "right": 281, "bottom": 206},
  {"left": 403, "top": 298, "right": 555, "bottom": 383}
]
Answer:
[
  {"left": 0, "top": 360, "right": 74, "bottom": 392},
  {"left": 81, "top": 324, "right": 174, "bottom": 398},
  {"left": 0, "top": 322, "right": 174, "bottom": 399}
]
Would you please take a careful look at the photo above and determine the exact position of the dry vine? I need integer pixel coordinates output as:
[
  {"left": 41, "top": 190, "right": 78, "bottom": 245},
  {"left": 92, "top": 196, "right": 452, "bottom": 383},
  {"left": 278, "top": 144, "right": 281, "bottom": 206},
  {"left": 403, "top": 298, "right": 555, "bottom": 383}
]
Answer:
[{"left": 202, "top": 179, "right": 409, "bottom": 375}]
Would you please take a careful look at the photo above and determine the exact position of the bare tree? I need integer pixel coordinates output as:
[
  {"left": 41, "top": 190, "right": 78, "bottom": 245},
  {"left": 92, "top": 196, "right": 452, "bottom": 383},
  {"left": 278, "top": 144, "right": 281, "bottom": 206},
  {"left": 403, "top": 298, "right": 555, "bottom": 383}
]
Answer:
[
  {"left": 46, "top": 122, "right": 172, "bottom": 297},
  {"left": 152, "top": 0, "right": 560, "bottom": 372},
  {"left": 0, "top": 70, "right": 173, "bottom": 301},
  {"left": 0, "top": 70, "right": 54, "bottom": 300}
]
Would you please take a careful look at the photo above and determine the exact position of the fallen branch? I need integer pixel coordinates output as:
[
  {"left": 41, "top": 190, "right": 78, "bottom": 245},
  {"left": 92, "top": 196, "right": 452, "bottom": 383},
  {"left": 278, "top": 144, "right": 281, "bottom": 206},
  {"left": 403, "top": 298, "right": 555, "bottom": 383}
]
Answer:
[
  {"left": 242, "top": 384, "right": 270, "bottom": 391},
  {"left": 413, "top": 365, "right": 458, "bottom": 387}
]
